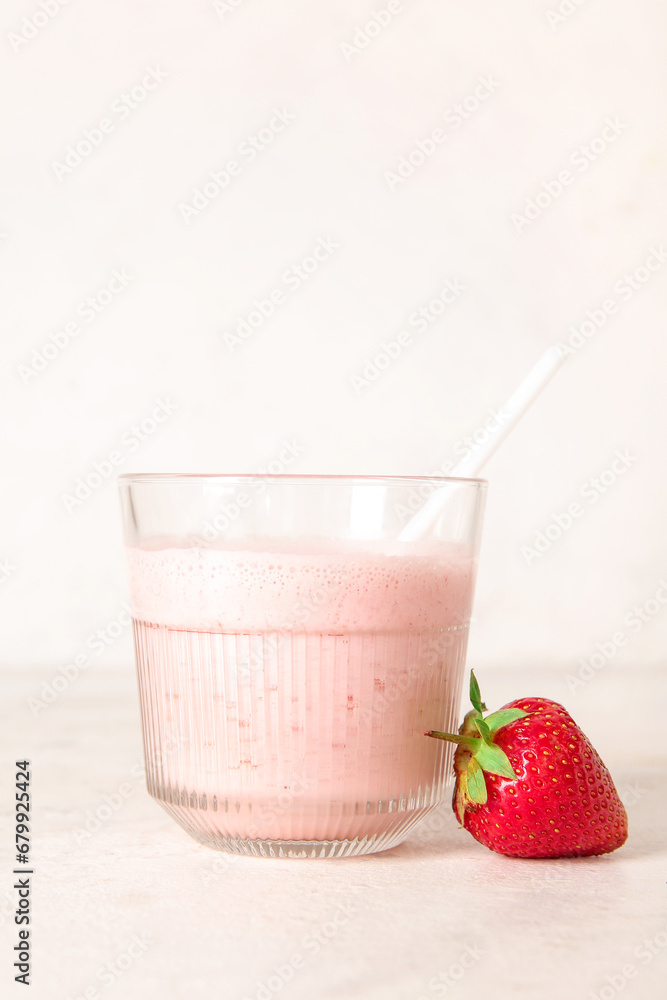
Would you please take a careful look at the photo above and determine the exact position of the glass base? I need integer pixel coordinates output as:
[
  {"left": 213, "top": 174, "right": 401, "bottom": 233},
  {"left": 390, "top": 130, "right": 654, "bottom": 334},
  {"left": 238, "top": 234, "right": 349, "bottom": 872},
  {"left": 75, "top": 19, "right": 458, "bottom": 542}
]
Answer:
[
  {"left": 197, "top": 834, "right": 411, "bottom": 859},
  {"left": 158, "top": 799, "right": 434, "bottom": 858}
]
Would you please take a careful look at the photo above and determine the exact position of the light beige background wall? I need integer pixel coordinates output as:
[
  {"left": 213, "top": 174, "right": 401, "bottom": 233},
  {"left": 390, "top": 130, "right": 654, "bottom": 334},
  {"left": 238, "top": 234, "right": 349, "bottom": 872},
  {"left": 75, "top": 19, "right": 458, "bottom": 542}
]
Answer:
[{"left": 2, "top": 0, "right": 665, "bottom": 685}]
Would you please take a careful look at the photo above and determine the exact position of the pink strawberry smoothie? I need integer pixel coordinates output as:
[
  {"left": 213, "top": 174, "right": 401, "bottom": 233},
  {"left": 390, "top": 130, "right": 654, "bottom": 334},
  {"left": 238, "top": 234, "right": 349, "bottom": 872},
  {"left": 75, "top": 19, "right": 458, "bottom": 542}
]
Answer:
[{"left": 127, "top": 537, "right": 477, "bottom": 848}]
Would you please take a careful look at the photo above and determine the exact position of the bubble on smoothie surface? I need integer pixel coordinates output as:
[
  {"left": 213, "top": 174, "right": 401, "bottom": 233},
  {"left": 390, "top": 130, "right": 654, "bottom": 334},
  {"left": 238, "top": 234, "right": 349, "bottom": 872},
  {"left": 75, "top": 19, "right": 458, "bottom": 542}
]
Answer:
[{"left": 126, "top": 536, "right": 475, "bottom": 633}]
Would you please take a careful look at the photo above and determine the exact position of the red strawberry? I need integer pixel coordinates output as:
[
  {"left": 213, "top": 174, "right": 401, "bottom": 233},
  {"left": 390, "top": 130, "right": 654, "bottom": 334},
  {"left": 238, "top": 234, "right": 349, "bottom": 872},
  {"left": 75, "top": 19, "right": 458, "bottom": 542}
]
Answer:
[{"left": 425, "top": 671, "right": 628, "bottom": 858}]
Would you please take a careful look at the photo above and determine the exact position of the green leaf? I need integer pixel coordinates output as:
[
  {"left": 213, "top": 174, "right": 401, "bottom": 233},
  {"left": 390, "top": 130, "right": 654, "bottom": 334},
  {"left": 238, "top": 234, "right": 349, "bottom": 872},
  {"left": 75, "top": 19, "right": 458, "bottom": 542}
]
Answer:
[
  {"left": 483, "top": 708, "right": 529, "bottom": 735},
  {"left": 474, "top": 741, "right": 518, "bottom": 780},
  {"left": 466, "top": 757, "right": 487, "bottom": 804},
  {"left": 469, "top": 670, "right": 487, "bottom": 715},
  {"left": 474, "top": 717, "right": 492, "bottom": 743}
]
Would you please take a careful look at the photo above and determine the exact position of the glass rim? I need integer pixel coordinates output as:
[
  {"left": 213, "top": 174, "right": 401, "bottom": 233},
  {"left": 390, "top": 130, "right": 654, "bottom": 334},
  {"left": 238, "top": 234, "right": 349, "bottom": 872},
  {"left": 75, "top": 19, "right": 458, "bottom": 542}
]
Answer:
[{"left": 117, "top": 472, "right": 488, "bottom": 487}]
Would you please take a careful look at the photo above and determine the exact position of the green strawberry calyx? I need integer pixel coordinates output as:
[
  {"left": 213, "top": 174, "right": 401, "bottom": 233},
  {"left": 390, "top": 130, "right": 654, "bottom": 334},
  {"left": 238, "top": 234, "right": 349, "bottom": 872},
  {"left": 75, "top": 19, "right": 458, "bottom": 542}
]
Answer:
[{"left": 424, "top": 670, "right": 529, "bottom": 825}]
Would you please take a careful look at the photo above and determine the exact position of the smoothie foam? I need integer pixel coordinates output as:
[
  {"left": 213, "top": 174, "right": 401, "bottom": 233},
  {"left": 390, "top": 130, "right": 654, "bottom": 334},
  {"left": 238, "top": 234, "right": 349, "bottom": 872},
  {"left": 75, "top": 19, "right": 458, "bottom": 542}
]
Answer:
[{"left": 127, "top": 536, "right": 474, "bottom": 632}]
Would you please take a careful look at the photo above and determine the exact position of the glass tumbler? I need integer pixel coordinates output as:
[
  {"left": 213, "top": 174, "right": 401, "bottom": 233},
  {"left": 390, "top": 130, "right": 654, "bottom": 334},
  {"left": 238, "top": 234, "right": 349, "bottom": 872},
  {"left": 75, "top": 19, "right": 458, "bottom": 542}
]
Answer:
[{"left": 118, "top": 474, "right": 486, "bottom": 858}]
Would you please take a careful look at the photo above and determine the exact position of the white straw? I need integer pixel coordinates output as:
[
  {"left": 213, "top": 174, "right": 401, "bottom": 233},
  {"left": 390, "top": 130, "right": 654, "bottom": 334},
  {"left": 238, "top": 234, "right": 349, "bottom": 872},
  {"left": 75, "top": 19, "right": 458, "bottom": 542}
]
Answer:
[{"left": 398, "top": 345, "right": 566, "bottom": 541}]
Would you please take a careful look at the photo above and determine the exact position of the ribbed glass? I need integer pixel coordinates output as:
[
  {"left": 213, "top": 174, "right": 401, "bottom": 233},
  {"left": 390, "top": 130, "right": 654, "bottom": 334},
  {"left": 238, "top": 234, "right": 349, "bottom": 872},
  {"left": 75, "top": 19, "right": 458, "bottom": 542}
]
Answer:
[
  {"left": 133, "top": 620, "right": 470, "bottom": 857},
  {"left": 119, "top": 474, "right": 486, "bottom": 858}
]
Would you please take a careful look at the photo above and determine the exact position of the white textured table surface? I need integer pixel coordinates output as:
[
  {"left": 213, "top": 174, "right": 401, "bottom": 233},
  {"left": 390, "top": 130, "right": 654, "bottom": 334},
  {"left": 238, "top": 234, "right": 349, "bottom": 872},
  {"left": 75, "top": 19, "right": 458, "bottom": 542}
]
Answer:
[{"left": 2, "top": 666, "right": 665, "bottom": 1000}]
